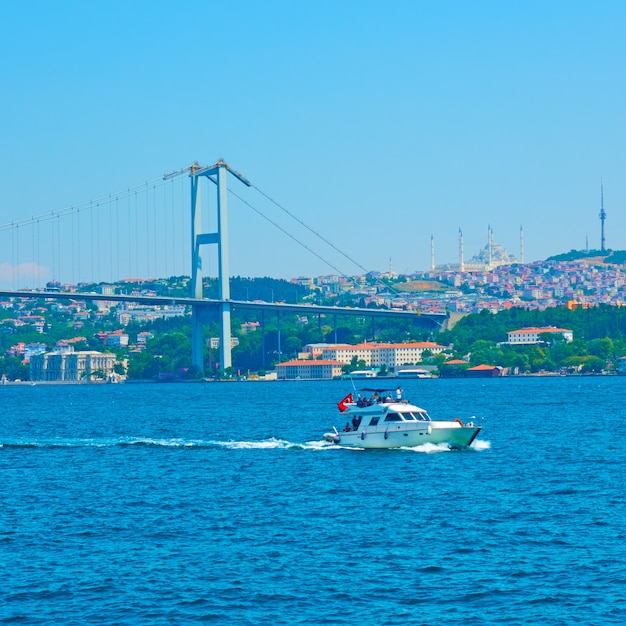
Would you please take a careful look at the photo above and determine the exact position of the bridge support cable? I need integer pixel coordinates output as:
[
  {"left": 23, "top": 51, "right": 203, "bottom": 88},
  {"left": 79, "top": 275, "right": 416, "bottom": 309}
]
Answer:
[
  {"left": 277, "top": 313, "right": 281, "bottom": 364},
  {"left": 115, "top": 196, "right": 120, "bottom": 282},
  {"left": 261, "top": 310, "right": 266, "bottom": 369},
  {"left": 227, "top": 182, "right": 408, "bottom": 299},
  {"left": 0, "top": 173, "right": 180, "bottom": 288},
  {"left": 251, "top": 183, "right": 373, "bottom": 277}
]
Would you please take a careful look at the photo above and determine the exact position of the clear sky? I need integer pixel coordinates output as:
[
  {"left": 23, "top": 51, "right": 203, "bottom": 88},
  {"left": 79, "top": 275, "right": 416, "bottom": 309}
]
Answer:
[{"left": 1, "top": 0, "right": 625, "bottom": 287}]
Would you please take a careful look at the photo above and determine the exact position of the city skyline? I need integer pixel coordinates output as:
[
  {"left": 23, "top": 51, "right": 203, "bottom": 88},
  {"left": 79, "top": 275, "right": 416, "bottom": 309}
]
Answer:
[{"left": 1, "top": 1, "right": 625, "bottom": 283}]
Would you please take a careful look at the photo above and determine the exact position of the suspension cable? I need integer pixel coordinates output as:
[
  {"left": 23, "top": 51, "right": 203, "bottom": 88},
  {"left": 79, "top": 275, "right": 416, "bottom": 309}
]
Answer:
[
  {"left": 247, "top": 183, "right": 403, "bottom": 296},
  {"left": 0, "top": 175, "right": 167, "bottom": 232},
  {"left": 228, "top": 187, "right": 355, "bottom": 283}
]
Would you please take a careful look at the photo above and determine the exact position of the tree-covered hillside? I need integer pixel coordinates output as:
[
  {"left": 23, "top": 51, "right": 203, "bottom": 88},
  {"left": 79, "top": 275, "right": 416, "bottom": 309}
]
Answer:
[
  {"left": 439, "top": 304, "right": 626, "bottom": 374},
  {"left": 546, "top": 249, "right": 626, "bottom": 265}
]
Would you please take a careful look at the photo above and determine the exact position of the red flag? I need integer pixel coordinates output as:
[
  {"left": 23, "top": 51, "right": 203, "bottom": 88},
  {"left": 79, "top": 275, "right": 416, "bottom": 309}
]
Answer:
[{"left": 337, "top": 392, "right": 353, "bottom": 413}]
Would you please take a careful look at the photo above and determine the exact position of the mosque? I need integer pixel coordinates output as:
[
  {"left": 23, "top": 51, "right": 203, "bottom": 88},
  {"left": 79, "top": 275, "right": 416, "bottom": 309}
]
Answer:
[{"left": 430, "top": 226, "right": 521, "bottom": 274}]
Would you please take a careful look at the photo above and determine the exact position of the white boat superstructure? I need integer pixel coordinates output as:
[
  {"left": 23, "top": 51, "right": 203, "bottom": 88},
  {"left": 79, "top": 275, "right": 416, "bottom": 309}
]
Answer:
[{"left": 324, "top": 390, "right": 481, "bottom": 449}]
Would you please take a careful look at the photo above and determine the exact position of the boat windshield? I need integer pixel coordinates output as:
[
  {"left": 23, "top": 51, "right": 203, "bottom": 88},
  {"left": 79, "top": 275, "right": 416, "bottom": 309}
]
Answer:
[{"left": 384, "top": 413, "right": 403, "bottom": 422}]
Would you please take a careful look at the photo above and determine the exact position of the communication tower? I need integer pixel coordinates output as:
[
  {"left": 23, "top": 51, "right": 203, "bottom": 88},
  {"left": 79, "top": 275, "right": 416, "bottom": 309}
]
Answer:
[
  {"left": 430, "top": 235, "right": 435, "bottom": 271},
  {"left": 459, "top": 228, "right": 465, "bottom": 271},
  {"left": 599, "top": 179, "right": 607, "bottom": 252}
]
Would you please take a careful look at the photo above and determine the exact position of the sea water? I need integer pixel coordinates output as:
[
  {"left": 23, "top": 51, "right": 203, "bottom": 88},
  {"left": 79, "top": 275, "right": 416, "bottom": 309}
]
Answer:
[{"left": 1, "top": 377, "right": 625, "bottom": 625}]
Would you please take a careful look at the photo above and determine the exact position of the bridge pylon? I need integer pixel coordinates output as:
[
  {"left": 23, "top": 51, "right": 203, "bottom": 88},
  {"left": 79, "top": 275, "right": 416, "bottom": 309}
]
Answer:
[{"left": 167, "top": 160, "right": 250, "bottom": 374}]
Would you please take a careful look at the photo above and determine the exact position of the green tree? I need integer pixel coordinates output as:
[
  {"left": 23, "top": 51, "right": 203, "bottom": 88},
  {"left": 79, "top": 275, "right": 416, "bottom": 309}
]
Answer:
[
  {"left": 581, "top": 356, "right": 606, "bottom": 373},
  {"left": 468, "top": 340, "right": 503, "bottom": 366},
  {"left": 0, "top": 356, "right": 30, "bottom": 381},
  {"left": 588, "top": 337, "right": 613, "bottom": 360}
]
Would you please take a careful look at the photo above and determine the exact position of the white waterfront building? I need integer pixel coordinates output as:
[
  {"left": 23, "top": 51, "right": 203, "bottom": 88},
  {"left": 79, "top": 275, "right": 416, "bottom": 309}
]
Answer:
[
  {"left": 275, "top": 359, "right": 343, "bottom": 380},
  {"left": 319, "top": 341, "right": 446, "bottom": 369},
  {"left": 30, "top": 346, "right": 117, "bottom": 382},
  {"left": 506, "top": 326, "right": 573, "bottom": 345}
]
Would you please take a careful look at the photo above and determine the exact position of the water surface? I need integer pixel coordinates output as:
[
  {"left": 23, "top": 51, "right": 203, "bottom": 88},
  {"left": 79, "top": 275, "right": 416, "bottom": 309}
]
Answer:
[{"left": 1, "top": 377, "right": 625, "bottom": 624}]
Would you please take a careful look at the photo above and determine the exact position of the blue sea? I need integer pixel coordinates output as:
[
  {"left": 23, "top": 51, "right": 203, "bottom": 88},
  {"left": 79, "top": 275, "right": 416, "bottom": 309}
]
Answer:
[{"left": 1, "top": 377, "right": 625, "bottom": 625}]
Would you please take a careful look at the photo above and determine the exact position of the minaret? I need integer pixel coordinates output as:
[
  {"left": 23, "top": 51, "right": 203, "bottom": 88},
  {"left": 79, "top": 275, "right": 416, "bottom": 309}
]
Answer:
[
  {"left": 520, "top": 225, "right": 524, "bottom": 264},
  {"left": 430, "top": 235, "right": 435, "bottom": 271},
  {"left": 600, "top": 178, "right": 607, "bottom": 252},
  {"left": 488, "top": 225, "right": 493, "bottom": 268},
  {"left": 459, "top": 228, "right": 465, "bottom": 271}
]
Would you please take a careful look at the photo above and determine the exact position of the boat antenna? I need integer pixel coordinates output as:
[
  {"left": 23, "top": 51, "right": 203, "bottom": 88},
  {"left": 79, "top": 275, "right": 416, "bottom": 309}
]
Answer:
[{"left": 348, "top": 376, "right": 357, "bottom": 395}]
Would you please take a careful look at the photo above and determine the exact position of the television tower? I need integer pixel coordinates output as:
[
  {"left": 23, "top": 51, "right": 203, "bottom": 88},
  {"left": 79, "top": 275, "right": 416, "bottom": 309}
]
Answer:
[
  {"left": 430, "top": 234, "right": 435, "bottom": 271},
  {"left": 599, "top": 178, "right": 607, "bottom": 252},
  {"left": 459, "top": 228, "right": 465, "bottom": 271}
]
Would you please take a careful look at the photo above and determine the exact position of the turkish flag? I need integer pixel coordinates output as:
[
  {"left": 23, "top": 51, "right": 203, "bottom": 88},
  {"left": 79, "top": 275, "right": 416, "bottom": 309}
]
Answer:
[{"left": 337, "top": 392, "right": 353, "bottom": 412}]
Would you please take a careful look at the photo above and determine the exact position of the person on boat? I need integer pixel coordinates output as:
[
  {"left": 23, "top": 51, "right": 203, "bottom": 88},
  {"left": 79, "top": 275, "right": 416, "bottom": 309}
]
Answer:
[
  {"left": 371, "top": 392, "right": 379, "bottom": 404},
  {"left": 344, "top": 422, "right": 351, "bottom": 432},
  {"left": 396, "top": 386, "right": 403, "bottom": 401}
]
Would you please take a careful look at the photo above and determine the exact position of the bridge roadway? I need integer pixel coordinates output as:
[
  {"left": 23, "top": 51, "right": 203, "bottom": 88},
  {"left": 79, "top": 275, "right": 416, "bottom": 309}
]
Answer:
[{"left": 0, "top": 290, "right": 448, "bottom": 326}]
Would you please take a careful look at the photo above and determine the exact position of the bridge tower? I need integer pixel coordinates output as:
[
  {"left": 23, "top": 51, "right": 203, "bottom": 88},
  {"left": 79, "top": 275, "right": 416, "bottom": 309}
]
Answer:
[{"left": 165, "top": 160, "right": 250, "bottom": 374}]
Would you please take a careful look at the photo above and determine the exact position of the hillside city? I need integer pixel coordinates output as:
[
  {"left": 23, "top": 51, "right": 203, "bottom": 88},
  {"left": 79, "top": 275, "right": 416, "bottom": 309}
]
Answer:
[{"left": 3, "top": 246, "right": 626, "bottom": 382}]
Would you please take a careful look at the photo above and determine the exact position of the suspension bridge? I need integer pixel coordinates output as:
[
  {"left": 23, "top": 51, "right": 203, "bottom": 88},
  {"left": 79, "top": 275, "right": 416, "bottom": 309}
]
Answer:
[{"left": 0, "top": 159, "right": 447, "bottom": 373}]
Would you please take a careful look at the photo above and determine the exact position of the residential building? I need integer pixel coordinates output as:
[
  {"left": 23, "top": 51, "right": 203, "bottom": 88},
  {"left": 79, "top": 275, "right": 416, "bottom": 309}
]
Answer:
[
  {"left": 320, "top": 341, "right": 446, "bottom": 369},
  {"left": 507, "top": 326, "right": 573, "bottom": 345}
]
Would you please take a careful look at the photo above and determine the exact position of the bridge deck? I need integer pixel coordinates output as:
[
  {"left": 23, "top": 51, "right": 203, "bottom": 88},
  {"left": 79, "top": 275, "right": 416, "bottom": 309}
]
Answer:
[{"left": 0, "top": 290, "right": 447, "bottom": 323}]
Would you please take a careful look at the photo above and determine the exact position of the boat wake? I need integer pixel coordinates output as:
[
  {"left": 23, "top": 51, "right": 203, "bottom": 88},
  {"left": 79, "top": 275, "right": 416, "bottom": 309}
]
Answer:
[
  {"left": 403, "top": 439, "right": 491, "bottom": 453},
  {"left": 0, "top": 436, "right": 326, "bottom": 451},
  {"left": 0, "top": 437, "right": 204, "bottom": 449}
]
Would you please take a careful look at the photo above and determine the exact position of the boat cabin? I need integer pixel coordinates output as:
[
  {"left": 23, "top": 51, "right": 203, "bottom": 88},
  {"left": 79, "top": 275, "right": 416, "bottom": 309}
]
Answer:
[{"left": 344, "top": 401, "right": 432, "bottom": 431}]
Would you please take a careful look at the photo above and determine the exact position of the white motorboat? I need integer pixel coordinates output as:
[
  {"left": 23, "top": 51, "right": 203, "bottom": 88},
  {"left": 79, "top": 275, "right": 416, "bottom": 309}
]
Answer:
[{"left": 324, "top": 389, "right": 481, "bottom": 449}]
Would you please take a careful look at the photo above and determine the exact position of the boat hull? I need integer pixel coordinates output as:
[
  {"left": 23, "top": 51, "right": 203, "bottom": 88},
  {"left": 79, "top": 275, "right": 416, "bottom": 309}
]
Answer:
[{"left": 324, "top": 422, "right": 481, "bottom": 449}]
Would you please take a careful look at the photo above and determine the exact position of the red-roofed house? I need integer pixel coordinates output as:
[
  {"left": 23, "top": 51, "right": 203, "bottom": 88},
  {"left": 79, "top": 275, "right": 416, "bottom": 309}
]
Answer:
[
  {"left": 466, "top": 364, "right": 501, "bottom": 377},
  {"left": 507, "top": 326, "right": 573, "bottom": 345},
  {"left": 321, "top": 341, "right": 446, "bottom": 369}
]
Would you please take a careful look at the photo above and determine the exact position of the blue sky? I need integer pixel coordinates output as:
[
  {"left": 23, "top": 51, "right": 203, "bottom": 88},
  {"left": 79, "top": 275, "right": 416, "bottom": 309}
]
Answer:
[{"left": 1, "top": 1, "right": 625, "bottom": 286}]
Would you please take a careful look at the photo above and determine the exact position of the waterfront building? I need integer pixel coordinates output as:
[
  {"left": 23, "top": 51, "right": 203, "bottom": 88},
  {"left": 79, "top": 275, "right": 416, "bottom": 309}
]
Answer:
[
  {"left": 275, "top": 359, "right": 343, "bottom": 380},
  {"left": 466, "top": 364, "right": 502, "bottom": 377},
  {"left": 507, "top": 326, "right": 573, "bottom": 345},
  {"left": 320, "top": 341, "right": 445, "bottom": 369},
  {"left": 30, "top": 347, "right": 116, "bottom": 381}
]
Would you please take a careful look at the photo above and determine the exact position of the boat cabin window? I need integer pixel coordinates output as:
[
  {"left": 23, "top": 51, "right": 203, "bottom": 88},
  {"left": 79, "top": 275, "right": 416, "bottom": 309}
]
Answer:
[
  {"left": 384, "top": 412, "right": 402, "bottom": 422},
  {"left": 401, "top": 412, "right": 416, "bottom": 421},
  {"left": 414, "top": 411, "right": 431, "bottom": 421},
  {"left": 368, "top": 417, "right": 380, "bottom": 426}
]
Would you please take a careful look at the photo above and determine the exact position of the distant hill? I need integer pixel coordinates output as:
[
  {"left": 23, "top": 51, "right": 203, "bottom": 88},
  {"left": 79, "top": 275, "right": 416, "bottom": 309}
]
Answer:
[{"left": 547, "top": 249, "right": 626, "bottom": 265}]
